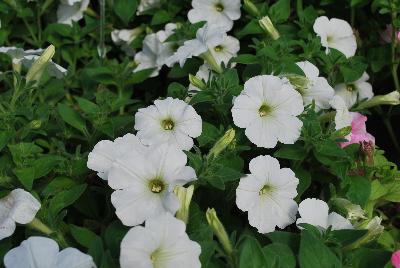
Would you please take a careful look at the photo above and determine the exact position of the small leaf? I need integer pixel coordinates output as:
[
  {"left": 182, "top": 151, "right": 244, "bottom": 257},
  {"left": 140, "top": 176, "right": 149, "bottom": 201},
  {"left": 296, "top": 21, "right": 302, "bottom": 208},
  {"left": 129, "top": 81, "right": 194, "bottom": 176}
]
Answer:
[
  {"left": 114, "top": 0, "right": 138, "bottom": 24},
  {"left": 57, "top": 103, "right": 88, "bottom": 135}
]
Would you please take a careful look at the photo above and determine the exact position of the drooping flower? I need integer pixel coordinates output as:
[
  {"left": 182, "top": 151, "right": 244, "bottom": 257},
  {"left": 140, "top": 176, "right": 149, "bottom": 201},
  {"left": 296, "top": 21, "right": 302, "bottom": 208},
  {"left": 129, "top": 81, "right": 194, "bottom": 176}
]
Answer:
[
  {"left": 296, "top": 198, "right": 353, "bottom": 231},
  {"left": 339, "top": 112, "right": 375, "bottom": 148},
  {"left": 166, "top": 24, "right": 226, "bottom": 70},
  {"left": 236, "top": 155, "right": 299, "bottom": 233},
  {"left": 231, "top": 75, "right": 304, "bottom": 148},
  {"left": 108, "top": 143, "right": 197, "bottom": 226},
  {"left": 120, "top": 212, "right": 201, "bottom": 268},
  {"left": 0, "top": 47, "right": 67, "bottom": 78},
  {"left": 291, "top": 61, "right": 335, "bottom": 111},
  {"left": 87, "top": 134, "right": 146, "bottom": 180},
  {"left": 391, "top": 250, "right": 400, "bottom": 268},
  {"left": 57, "top": 0, "right": 90, "bottom": 25},
  {"left": 111, "top": 27, "right": 144, "bottom": 56},
  {"left": 188, "top": 0, "right": 241, "bottom": 31},
  {"left": 134, "top": 97, "right": 202, "bottom": 151},
  {"left": 0, "top": 189, "right": 41, "bottom": 240},
  {"left": 136, "top": 0, "right": 161, "bottom": 15},
  {"left": 334, "top": 72, "right": 373, "bottom": 108},
  {"left": 313, "top": 16, "right": 357, "bottom": 58},
  {"left": 4, "top": 236, "right": 96, "bottom": 268}
]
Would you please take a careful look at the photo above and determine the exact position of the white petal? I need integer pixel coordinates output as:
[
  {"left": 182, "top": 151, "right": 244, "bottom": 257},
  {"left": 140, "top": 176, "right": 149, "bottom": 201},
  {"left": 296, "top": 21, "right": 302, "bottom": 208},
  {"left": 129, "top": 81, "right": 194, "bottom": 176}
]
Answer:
[
  {"left": 236, "top": 175, "right": 264, "bottom": 211},
  {"left": 327, "top": 212, "right": 353, "bottom": 230},
  {"left": 56, "top": 248, "right": 96, "bottom": 268},
  {"left": 0, "top": 217, "right": 16, "bottom": 241},
  {"left": 9, "top": 189, "right": 40, "bottom": 224},
  {"left": 297, "top": 198, "right": 329, "bottom": 229}
]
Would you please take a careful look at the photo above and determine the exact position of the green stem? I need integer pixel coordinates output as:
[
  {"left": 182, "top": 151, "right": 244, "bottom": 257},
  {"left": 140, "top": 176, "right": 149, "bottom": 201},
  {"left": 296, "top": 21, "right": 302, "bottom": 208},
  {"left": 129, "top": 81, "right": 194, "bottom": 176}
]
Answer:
[
  {"left": 296, "top": 0, "right": 303, "bottom": 17},
  {"left": 98, "top": 0, "right": 106, "bottom": 62},
  {"left": 27, "top": 218, "right": 54, "bottom": 235},
  {"left": 390, "top": 2, "right": 399, "bottom": 91},
  {"left": 22, "top": 18, "right": 39, "bottom": 45}
]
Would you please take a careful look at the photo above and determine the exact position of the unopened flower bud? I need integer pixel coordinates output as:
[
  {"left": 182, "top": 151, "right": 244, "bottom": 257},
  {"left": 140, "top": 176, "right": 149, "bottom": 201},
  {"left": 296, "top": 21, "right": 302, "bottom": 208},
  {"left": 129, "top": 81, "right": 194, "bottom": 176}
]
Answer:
[
  {"left": 283, "top": 74, "right": 310, "bottom": 95},
  {"left": 207, "top": 129, "right": 235, "bottom": 160},
  {"left": 259, "top": 16, "right": 280, "bottom": 40},
  {"left": 200, "top": 50, "right": 223, "bottom": 74},
  {"left": 26, "top": 45, "right": 55, "bottom": 83},
  {"left": 356, "top": 91, "right": 400, "bottom": 110},
  {"left": 189, "top": 74, "right": 207, "bottom": 91},
  {"left": 346, "top": 216, "right": 384, "bottom": 250},
  {"left": 360, "top": 140, "right": 374, "bottom": 166},
  {"left": 174, "top": 185, "right": 194, "bottom": 224},
  {"left": 331, "top": 198, "right": 366, "bottom": 221},
  {"left": 206, "top": 208, "right": 233, "bottom": 256},
  {"left": 243, "top": 0, "right": 260, "bottom": 17},
  {"left": 331, "top": 126, "right": 352, "bottom": 140}
]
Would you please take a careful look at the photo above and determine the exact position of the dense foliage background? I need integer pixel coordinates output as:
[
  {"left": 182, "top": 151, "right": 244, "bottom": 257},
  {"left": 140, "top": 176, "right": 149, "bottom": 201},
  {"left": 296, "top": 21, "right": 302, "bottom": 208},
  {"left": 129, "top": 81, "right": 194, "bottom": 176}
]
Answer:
[{"left": 0, "top": 0, "right": 400, "bottom": 267}]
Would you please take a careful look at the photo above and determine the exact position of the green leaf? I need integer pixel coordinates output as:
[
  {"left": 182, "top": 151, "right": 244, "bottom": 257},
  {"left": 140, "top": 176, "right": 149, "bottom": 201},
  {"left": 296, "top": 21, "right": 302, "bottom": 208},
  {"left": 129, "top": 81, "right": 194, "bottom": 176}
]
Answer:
[
  {"left": 70, "top": 224, "right": 101, "bottom": 249},
  {"left": 349, "top": 248, "right": 391, "bottom": 268},
  {"left": 0, "top": 131, "right": 11, "bottom": 152},
  {"left": 75, "top": 97, "right": 101, "bottom": 115},
  {"left": 57, "top": 103, "right": 88, "bottom": 135},
  {"left": 267, "top": 231, "right": 300, "bottom": 253},
  {"left": 197, "top": 122, "right": 222, "bottom": 147},
  {"left": 151, "top": 10, "right": 172, "bottom": 25},
  {"left": 263, "top": 243, "right": 296, "bottom": 268},
  {"left": 274, "top": 144, "right": 307, "bottom": 160},
  {"left": 339, "top": 58, "right": 367, "bottom": 83},
  {"left": 237, "top": 20, "right": 263, "bottom": 38},
  {"left": 13, "top": 167, "right": 35, "bottom": 190},
  {"left": 104, "top": 221, "right": 129, "bottom": 258},
  {"left": 299, "top": 230, "right": 341, "bottom": 268},
  {"left": 269, "top": 0, "right": 291, "bottom": 23},
  {"left": 127, "top": 68, "right": 155, "bottom": 85},
  {"left": 382, "top": 181, "right": 400, "bottom": 202},
  {"left": 42, "top": 176, "right": 78, "bottom": 197},
  {"left": 167, "top": 82, "right": 187, "bottom": 99},
  {"left": 114, "top": 0, "right": 138, "bottom": 24},
  {"left": 295, "top": 169, "right": 311, "bottom": 199},
  {"left": 239, "top": 237, "right": 267, "bottom": 268},
  {"left": 346, "top": 176, "right": 371, "bottom": 206},
  {"left": 49, "top": 184, "right": 87, "bottom": 216},
  {"left": 232, "top": 54, "right": 258, "bottom": 64},
  {"left": 330, "top": 229, "right": 367, "bottom": 247}
]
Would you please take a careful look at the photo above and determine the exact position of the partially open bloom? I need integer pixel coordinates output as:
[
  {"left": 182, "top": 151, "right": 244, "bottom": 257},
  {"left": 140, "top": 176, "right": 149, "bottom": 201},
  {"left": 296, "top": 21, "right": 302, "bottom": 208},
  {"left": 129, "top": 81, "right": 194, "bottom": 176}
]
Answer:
[
  {"left": 313, "top": 16, "right": 357, "bottom": 58},
  {"left": 188, "top": 64, "right": 211, "bottom": 96},
  {"left": 231, "top": 75, "right": 304, "bottom": 148},
  {"left": 391, "top": 250, "right": 400, "bottom": 268},
  {"left": 87, "top": 134, "right": 146, "bottom": 180},
  {"left": 335, "top": 72, "right": 373, "bottom": 108},
  {"left": 188, "top": 0, "right": 241, "bottom": 31},
  {"left": 120, "top": 212, "right": 201, "bottom": 268},
  {"left": 0, "top": 189, "right": 41, "bottom": 240},
  {"left": 108, "top": 143, "right": 197, "bottom": 226},
  {"left": 339, "top": 112, "right": 375, "bottom": 148},
  {"left": 57, "top": 0, "right": 90, "bottom": 25},
  {"left": 296, "top": 198, "right": 353, "bottom": 231},
  {"left": 135, "top": 97, "right": 202, "bottom": 151},
  {"left": 4, "top": 236, "right": 95, "bottom": 268},
  {"left": 236, "top": 155, "right": 299, "bottom": 233},
  {"left": 291, "top": 61, "right": 335, "bottom": 111}
]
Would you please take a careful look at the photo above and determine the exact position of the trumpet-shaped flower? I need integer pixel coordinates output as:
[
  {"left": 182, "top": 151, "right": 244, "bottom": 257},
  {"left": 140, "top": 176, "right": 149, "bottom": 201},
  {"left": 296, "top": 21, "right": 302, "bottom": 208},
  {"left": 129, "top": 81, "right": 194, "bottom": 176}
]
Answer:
[
  {"left": 87, "top": 134, "right": 146, "bottom": 180},
  {"left": 188, "top": 0, "right": 241, "bottom": 31},
  {"left": 296, "top": 198, "right": 353, "bottom": 231},
  {"left": 339, "top": 112, "right": 375, "bottom": 148},
  {"left": 294, "top": 61, "right": 334, "bottom": 110},
  {"left": 231, "top": 75, "right": 304, "bottom": 148},
  {"left": 108, "top": 143, "right": 197, "bottom": 226},
  {"left": 120, "top": 212, "right": 201, "bottom": 268},
  {"left": 57, "top": 0, "right": 90, "bottom": 25},
  {"left": 236, "top": 155, "right": 299, "bottom": 233},
  {"left": 313, "top": 16, "right": 357, "bottom": 58},
  {"left": 210, "top": 35, "right": 240, "bottom": 65},
  {"left": 334, "top": 72, "right": 373, "bottom": 108},
  {"left": 134, "top": 97, "right": 202, "bottom": 151},
  {"left": 0, "top": 189, "right": 41, "bottom": 240},
  {"left": 4, "top": 236, "right": 95, "bottom": 268}
]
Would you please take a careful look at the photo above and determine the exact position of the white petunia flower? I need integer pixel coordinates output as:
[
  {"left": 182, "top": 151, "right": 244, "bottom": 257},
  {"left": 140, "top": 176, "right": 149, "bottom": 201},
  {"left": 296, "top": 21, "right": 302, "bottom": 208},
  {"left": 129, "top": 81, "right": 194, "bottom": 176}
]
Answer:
[
  {"left": 111, "top": 27, "right": 143, "bottom": 56},
  {"left": 313, "top": 16, "right": 357, "bottom": 58},
  {"left": 4, "top": 236, "right": 96, "bottom": 268},
  {"left": 294, "top": 61, "right": 334, "bottom": 111},
  {"left": 210, "top": 35, "right": 239, "bottom": 66},
  {"left": 0, "top": 47, "right": 67, "bottom": 78},
  {"left": 329, "top": 95, "right": 352, "bottom": 131},
  {"left": 231, "top": 75, "right": 304, "bottom": 148},
  {"left": 0, "top": 189, "right": 41, "bottom": 240},
  {"left": 87, "top": 134, "right": 146, "bottom": 180},
  {"left": 296, "top": 198, "right": 353, "bottom": 231},
  {"left": 120, "top": 212, "right": 201, "bottom": 268},
  {"left": 188, "top": 0, "right": 241, "bottom": 31},
  {"left": 108, "top": 143, "right": 197, "bottom": 226},
  {"left": 57, "top": 0, "right": 90, "bottom": 25},
  {"left": 134, "top": 97, "right": 202, "bottom": 151},
  {"left": 236, "top": 155, "right": 299, "bottom": 233},
  {"left": 166, "top": 24, "right": 227, "bottom": 68},
  {"left": 334, "top": 72, "right": 373, "bottom": 108},
  {"left": 137, "top": 0, "right": 161, "bottom": 15}
]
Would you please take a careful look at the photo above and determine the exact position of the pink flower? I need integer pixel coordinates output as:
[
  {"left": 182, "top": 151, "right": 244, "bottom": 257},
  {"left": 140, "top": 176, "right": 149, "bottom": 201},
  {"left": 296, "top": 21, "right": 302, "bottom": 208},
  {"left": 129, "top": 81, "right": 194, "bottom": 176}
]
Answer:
[
  {"left": 380, "top": 25, "right": 400, "bottom": 44},
  {"left": 340, "top": 112, "right": 375, "bottom": 148},
  {"left": 392, "top": 250, "right": 400, "bottom": 268}
]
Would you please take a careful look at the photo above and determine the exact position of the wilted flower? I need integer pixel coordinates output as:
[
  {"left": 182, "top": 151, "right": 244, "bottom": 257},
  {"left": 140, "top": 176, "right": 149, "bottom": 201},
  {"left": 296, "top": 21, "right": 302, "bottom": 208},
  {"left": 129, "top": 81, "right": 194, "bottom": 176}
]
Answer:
[
  {"left": 231, "top": 75, "right": 304, "bottom": 148},
  {"left": 108, "top": 143, "right": 197, "bottom": 226},
  {"left": 392, "top": 250, "right": 400, "bottom": 268},
  {"left": 188, "top": 0, "right": 241, "bottom": 31},
  {"left": 0, "top": 189, "right": 41, "bottom": 240},
  {"left": 236, "top": 155, "right": 299, "bottom": 233},
  {"left": 335, "top": 72, "right": 373, "bottom": 108},
  {"left": 360, "top": 140, "right": 375, "bottom": 166},
  {"left": 57, "top": 0, "right": 90, "bottom": 25},
  {"left": 120, "top": 212, "right": 201, "bottom": 268},
  {"left": 339, "top": 112, "right": 375, "bottom": 148},
  {"left": 87, "top": 134, "right": 146, "bottom": 180},
  {"left": 4, "top": 236, "right": 96, "bottom": 268},
  {"left": 134, "top": 97, "right": 202, "bottom": 151},
  {"left": 296, "top": 198, "right": 353, "bottom": 231},
  {"left": 313, "top": 16, "right": 357, "bottom": 58}
]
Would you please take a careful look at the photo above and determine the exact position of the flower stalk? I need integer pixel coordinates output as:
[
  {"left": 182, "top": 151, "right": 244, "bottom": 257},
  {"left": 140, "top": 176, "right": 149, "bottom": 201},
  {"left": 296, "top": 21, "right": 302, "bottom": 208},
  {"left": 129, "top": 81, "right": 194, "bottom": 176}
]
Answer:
[{"left": 27, "top": 218, "right": 54, "bottom": 235}]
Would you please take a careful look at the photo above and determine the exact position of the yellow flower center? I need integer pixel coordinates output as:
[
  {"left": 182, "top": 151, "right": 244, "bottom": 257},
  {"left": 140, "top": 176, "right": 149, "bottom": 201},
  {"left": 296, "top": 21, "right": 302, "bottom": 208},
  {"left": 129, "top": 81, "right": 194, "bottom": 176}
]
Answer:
[
  {"left": 259, "top": 184, "right": 273, "bottom": 196},
  {"left": 258, "top": 104, "right": 271, "bottom": 117},
  {"left": 346, "top": 84, "right": 356, "bottom": 92},
  {"left": 161, "top": 119, "right": 174, "bottom": 130},
  {"left": 215, "top": 3, "right": 224, "bottom": 12},
  {"left": 214, "top": 45, "right": 223, "bottom": 52},
  {"left": 149, "top": 179, "right": 165, "bottom": 193}
]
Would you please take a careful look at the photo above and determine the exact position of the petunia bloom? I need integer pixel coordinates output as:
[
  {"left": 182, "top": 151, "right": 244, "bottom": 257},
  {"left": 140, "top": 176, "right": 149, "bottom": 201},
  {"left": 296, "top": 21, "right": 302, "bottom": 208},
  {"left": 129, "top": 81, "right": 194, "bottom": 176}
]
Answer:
[
  {"left": 0, "top": 189, "right": 41, "bottom": 240},
  {"left": 334, "top": 72, "right": 373, "bottom": 109},
  {"left": 231, "top": 75, "right": 304, "bottom": 148},
  {"left": 108, "top": 143, "right": 197, "bottom": 226},
  {"left": 339, "top": 112, "right": 375, "bottom": 148},
  {"left": 4, "top": 236, "right": 96, "bottom": 268},
  {"left": 296, "top": 198, "right": 353, "bottom": 231},
  {"left": 134, "top": 97, "right": 202, "bottom": 151},
  {"left": 391, "top": 250, "right": 400, "bottom": 268},
  {"left": 57, "top": 0, "right": 90, "bottom": 25},
  {"left": 236, "top": 155, "right": 299, "bottom": 233},
  {"left": 120, "top": 212, "right": 201, "bottom": 268},
  {"left": 188, "top": 0, "right": 241, "bottom": 31},
  {"left": 313, "top": 16, "right": 357, "bottom": 58},
  {"left": 111, "top": 27, "right": 144, "bottom": 56}
]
